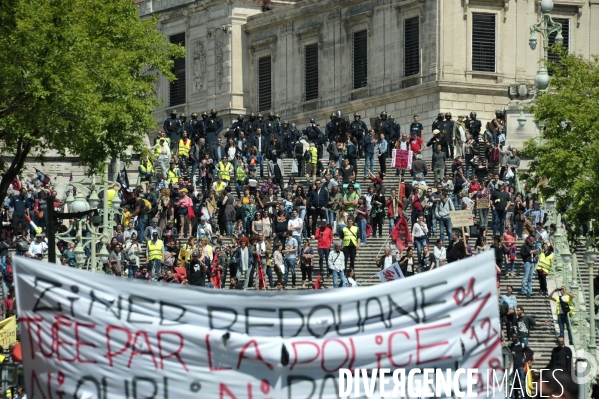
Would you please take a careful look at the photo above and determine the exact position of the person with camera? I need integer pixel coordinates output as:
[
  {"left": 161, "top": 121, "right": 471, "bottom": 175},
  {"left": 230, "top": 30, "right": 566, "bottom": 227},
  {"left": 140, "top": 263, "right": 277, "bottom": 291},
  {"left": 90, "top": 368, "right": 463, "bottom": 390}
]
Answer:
[{"left": 550, "top": 286, "right": 575, "bottom": 345}]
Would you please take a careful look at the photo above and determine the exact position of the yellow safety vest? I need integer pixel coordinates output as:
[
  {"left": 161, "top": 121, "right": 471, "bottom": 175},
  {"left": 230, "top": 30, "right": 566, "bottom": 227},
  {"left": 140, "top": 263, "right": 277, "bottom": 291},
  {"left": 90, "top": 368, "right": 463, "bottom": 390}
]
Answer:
[
  {"left": 178, "top": 139, "right": 191, "bottom": 157},
  {"left": 140, "top": 162, "right": 154, "bottom": 175},
  {"left": 236, "top": 166, "right": 247, "bottom": 182},
  {"left": 107, "top": 189, "right": 117, "bottom": 208},
  {"left": 154, "top": 140, "right": 171, "bottom": 157},
  {"left": 167, "top": 168, "right": 180, "bottom": 185},
  {"left": 214, "top": 181, "right": 227, "bottom": 194},
  {"left": 535, "top": 252, "right": 553, "bottom": 274},
  {"left": 217, "top": 161, "right": 231, "bottom": 181},
  {"left": 342, "top": 226, "right": 359, "bottom": 247},
  {"left": 309, "top": 146, "right": 318, "bottom": 164},
  {"left": 148, "top": 240, "right": 163, "bottom": 261}
]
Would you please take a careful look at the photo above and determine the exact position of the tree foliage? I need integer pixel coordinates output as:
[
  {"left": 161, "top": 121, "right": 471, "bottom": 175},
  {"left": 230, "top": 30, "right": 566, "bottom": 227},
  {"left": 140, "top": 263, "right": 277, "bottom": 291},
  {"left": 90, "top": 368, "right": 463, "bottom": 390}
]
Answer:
[
  {"left": 0, "top": 0, "right": 185, "bottom": 204},
  {"left": 521, "top": 46, "right": 599, "bottom": 232}
]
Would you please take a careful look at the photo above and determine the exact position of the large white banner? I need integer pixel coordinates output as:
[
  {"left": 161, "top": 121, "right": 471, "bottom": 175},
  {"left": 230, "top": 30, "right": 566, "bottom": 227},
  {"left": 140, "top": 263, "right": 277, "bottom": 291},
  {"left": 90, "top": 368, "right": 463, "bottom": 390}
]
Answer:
[{"left": 14, "top": 251, "right": 502, "bottom": 398}]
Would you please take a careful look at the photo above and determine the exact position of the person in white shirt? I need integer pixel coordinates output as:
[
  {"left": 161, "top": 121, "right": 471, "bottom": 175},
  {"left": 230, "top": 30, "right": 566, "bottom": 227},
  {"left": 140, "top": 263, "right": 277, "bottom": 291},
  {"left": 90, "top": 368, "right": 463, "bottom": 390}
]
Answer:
[
  {"left": 328, "top": 242, "right": 346, "bottom": 288},
  {"left": 287, "top": 209, "right": 303, "bottom": 257},
  {"left": 433, "top": 238, "right": 447, "bottom": 266},
  {"left": 412, "top": 214, "right": 429, "bottom": 264},
  {"left": 345, "top": 268, "right": 359, "bottom": 287},
  {"left": 28, "top": 233, "right": 48, "bottom": 258}
]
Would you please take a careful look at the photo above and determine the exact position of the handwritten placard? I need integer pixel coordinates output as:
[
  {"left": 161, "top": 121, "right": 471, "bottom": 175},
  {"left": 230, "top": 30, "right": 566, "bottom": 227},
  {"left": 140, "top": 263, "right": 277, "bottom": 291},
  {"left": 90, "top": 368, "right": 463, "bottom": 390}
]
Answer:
[
  {"left": 476, "top": 199, "right": 490, "bottom": 209},
  {"left": 14, "top": 252, "right": 501, "bottom": 398},
  {"left": 450, "top": 210, "right": 475, "bottom": 227},
  {"left": 391, "top": 149, "right": 413, "bottom": 170}
]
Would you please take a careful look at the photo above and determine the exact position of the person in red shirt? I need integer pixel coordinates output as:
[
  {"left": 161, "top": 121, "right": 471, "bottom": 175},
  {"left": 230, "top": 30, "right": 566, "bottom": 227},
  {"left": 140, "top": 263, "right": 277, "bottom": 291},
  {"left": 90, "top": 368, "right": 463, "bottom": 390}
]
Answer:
[
  {"left": 3, "top": 286, "right": 15, "bottom": 318},
  {"left": 469, "top": 175, "right": 481, "bottom": 193},
  {"left": 314, "top": 220, "right": 333, "bottom": 277},
  {"left": 409, "top": 132, "right": 424, "bottom": 153}
]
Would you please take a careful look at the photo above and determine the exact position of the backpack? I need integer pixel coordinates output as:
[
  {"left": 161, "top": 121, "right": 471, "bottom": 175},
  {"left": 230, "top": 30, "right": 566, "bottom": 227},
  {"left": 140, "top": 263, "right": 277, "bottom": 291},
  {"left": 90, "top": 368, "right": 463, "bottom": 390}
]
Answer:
[
  {"left": 304, "top": 150, "right": 311, "bottom": 161},
  {"left": 295, "top": 142, "right": 304, "bottom": 156},
  {"left": 366, "top": 224, "right": 373, "bottom": 238},
  {"left": 559, "top": 296, "right": 571, "bottom": 314},
  {"left": 509, "top": 245, "right": 517, "bottom": 262},
  {"left": 142, "top": 198, "right": 152, "bottom": 214},
  {"left": 5, "top": 265, "right": 13, "bottom": 283}
]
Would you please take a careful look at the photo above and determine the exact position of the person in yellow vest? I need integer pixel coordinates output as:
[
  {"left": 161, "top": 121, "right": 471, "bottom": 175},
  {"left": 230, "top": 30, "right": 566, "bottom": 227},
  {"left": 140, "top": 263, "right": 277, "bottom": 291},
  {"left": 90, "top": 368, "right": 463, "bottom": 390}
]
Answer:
[
  {"left": 535, "top": 242, "right": 553, "bottom": 296},
  {"left": 213, "top": 175, "right": 227, "bottom": 196},
  {"left": 178, "top": 131, "right": 192, "bottom": 174},
  {"left": 153, "top": 137, "right": 171, "bottom": 175},
  {"left": 138, "top": 157, "right": 155, "bottom": 184},
  {"left": 306, "top": 142, "right": 319, "bottom": 181},
  {"left": 550, "top": 285, "right": 575, "bottom": 345},
  {"left": 106, "top": 183, "right": 119, "bottom": 208},
  {"left": 217, "top": 155, "right": 233, "bottom": 183},
  {"left": 342, "top": 218, "right": 360, "bottom": 270},
  {"left": 146, "top": 231, "right": 164, "bottom": 280},
  {"left": 166, "top": 161, "right": 180, "bottom": 187},
  {"left": 235, "top": 157, "right": 248, "bottom": 198}
]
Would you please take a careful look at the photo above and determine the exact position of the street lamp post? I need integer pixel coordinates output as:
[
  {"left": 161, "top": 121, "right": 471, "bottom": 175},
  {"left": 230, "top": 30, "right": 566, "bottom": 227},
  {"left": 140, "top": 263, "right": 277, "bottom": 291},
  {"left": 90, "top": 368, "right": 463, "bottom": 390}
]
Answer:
[
  {"left": 515, "top": 0, "right": 563, "bottom": 128},
  {"left": 587, "top": 249, "right": 597, "bottom": 352}
]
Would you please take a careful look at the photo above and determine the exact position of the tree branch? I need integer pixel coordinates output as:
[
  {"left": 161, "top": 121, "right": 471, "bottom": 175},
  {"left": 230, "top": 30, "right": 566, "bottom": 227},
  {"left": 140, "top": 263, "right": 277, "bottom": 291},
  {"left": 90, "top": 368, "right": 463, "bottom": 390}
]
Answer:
[{"left": 0, "top": 135, "right": 33, "bottom": 207}]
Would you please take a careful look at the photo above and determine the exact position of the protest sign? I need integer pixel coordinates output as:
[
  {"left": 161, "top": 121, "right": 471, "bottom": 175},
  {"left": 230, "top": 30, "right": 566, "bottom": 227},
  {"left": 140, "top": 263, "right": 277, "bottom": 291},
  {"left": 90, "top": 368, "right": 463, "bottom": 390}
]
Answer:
[
  {"left": 377, "top": 262, "right": 405, "bottom": 283},
  {"left": 450, "top": 210, "right": 475, "bottom": 227},
  {"left": 391, "top": 149, "right": 413, "bottom": 169},
  {"left": 0, "top": 316, "right": 16, "bottom": 349},
  {"left": 476, "top": 199, "right": 490, "bottom": 209},
  {"left": 14, "top": 252, "right": 502, "bottom": 398}
]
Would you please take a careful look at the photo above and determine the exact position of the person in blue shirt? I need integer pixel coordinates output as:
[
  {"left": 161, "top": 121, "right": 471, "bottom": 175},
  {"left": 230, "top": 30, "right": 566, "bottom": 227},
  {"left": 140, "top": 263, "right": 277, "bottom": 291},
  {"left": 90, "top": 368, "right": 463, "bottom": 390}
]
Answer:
[
  {"left": 377, "top": 134, "right": 388, "bottom": 175},
  {"left": 500, "top": 285, "right": 518, "bottom": 339},
  {"left": 363, "top": 129, "right": 375, "bottom": 177}
]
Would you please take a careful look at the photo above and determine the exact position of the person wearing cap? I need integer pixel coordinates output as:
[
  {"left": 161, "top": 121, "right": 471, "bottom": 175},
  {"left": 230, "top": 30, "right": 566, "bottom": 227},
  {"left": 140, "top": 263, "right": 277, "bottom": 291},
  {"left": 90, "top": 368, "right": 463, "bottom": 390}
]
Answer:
[
  {"left": 147, "top": 231, "right": 164, "bottom": 281},
  {"left": 28, "top": 233, "right": 48, "bottom": 259}
]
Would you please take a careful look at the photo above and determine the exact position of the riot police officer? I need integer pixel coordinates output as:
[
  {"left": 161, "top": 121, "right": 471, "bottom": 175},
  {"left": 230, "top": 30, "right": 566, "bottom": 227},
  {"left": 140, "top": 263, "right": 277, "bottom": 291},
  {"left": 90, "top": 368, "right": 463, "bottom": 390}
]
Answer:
[
  {"left": 387, "top": 115, "right": 400, "bottom": 156},
  {"left": 256, "top": 113, "right": 266, "bottom": 133},
  {"left": 305, "top": 119, "right": 323, "bottom": 159},
  {"left": 332, "top": 110, "right": 349, "bottom": 143},
  {"left": 431, "top": 113, "right": 444, "bottom": 132},
  {"left": 205, "top": 108, "right": 223, "bottom": 148},
  {"left": 265, "top": 112, "right": 282, "bottom": 139},
  {"left": 187, "top": 112, "right": 205, "bottom": 144},
  {"left": 231, "top": 114, "right": 245, "bottom": 132},
  {"left": 244, "top": 113, "right": 259, "bottom": 143},
  {"left": 349, "top": 113, "right": 367, "bottom": 156},
  {"left": 163, "top": 110, "right": 183, "bottom": 152},
  {"left": 325, "top": 113, "right": 336, "bottom": 141},
  {"left": 467, "top": 112, "right": 482, "bottom": 141},
  {"left": 439, "top": 112, "right": 455, "bottom": 158},
  {"left": 282, "top": 120, "right": 295, "bottom": 157}
]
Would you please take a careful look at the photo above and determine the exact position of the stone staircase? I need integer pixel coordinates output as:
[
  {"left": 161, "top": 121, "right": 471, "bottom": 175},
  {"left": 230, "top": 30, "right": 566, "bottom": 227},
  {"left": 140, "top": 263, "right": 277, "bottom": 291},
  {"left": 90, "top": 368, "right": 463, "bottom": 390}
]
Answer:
[
  {"left": 147, "top": 151, "right": 560, "bottom": 361},
  {"left": 573, "top": 243, "right": 599, "bottom": 348}
]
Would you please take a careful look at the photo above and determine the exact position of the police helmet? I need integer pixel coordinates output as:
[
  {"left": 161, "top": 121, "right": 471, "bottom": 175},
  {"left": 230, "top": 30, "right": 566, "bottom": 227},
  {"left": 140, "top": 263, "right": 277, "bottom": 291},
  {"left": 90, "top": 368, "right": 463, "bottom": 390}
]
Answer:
[
  {"left": 249, "top": 112, "right": 256, "bottom": 118},
  {"left": 257, "top": 113, "right": 263, "bottom": 118},
  {"left": 380, "top": 111, "right": 387, "bottom": 118},
  {"left": 389, "top": 115, "right": 395, "bottom": 120},
  {"left": 437, "top": 113, "right": 444, "bottom": 119},
  {"left": 191, "top": 112, "right": 199, "bottom": 117},
  {"left": 354, "top": 113, "right": 361, "bottom": 118},
  {"left": 445, "top": 112, "right": 452, "bottom": 118},
  {"left": 283, "top": 120, "right": 290, "bottom": 125},
  {"left": 170, "top": 110, "right": 177, "bottom": 115},
  {"left": 268, "top": 112, "right": 275, "bottom": 117},
  {"left": 210, "top": 108, "right": 217, "bottom": 114},
  {"left": 330, "top": 113, "right": 335, "bottom": 118},
  {"left": 470, "top": 112, "right": 477, "bottom": 119},
  {"left": 237, "top": 114, "right": 244, "bottom": 120},
  {"left": 201, "top": 111, "right": 208, "bottom": 117},
  {"left": 309, "top": 118, "right": 316, "bottom": 124},
  {"left": 179, "top": 113, "right": 186, "bottom": 118},
  {"left": 275, "top": 114, "right": 280, "bottom": 119},
  {"left": 335, "top": 110, "right": 343, "bottom": 118}
]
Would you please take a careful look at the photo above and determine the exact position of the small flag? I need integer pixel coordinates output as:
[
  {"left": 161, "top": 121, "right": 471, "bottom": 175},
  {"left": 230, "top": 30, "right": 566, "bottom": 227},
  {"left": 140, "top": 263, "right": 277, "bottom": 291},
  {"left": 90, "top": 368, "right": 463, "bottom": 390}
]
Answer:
[
  {"left": 210, "top": 254, "right": 222, "bottom": 289},
  {"left": 390, "top": 214, "right": 412, "bottom": 253},
  {"left": 314, "top": 275, "right": 322, "bottom": 290},
  {"left": 35, "top": 169, "right": 50, "bottom": 186}
]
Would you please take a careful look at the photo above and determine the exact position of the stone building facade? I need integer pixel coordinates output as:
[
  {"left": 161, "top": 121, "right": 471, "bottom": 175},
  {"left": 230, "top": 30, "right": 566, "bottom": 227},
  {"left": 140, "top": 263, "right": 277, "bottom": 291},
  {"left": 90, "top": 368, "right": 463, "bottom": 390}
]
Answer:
[{"left": 139, "top": 0, "right": 599, "bottom": 151}]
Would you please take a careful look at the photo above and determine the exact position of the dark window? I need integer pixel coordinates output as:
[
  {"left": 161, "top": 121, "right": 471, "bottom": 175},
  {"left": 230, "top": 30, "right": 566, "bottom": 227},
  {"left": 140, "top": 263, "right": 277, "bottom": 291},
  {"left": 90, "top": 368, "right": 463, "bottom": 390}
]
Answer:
[
  {"left": 258, "top": 56, "right": 272, "bottom": 112},
  {"left": 471, "top": 13, "right": 496, "bottom": 72},
  {"left": 169, "top": 33, "right": 186, "bottom": 107},
  {"left": 548, "top": 18, "right": 569, "bottom": 74},
  {"left": 304, "top": 43, "right": 319, "bottom": 101},
  {"left": 404, "top": 17, "right": 420, "bottom": 76},
  {"left": 353, "top": 30, "right": 368, "bottom": 89}
]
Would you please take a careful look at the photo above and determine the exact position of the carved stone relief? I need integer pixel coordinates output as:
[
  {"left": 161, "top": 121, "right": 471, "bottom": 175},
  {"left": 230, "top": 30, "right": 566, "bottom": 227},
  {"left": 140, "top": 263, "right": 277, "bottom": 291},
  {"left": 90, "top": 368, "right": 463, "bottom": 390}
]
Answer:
[
  {"left": 192, "top": 43, "right": 207, "bottom": 92},
  {"left": 215, "top": 31, "right": 224, "bottom": 90}
]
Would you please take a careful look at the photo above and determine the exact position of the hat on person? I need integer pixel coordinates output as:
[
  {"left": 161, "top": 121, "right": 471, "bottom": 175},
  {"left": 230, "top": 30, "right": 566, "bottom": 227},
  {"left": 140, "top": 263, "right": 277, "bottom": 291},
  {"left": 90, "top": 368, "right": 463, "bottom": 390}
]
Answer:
[
  {"left": 192, "top": 252, "right": 199, "bottom": 257},
  {"left": 180, "top": 188, "right": 188, "bottom": 194},
  {"left": 433, "top": 129, "right": 440, "bottom": 135},
  {"left": 152, "top": 231, "right": 158, "bottom": 236},
  {"left": 320, "top": 219, "right": 327, "bottom": 225},
  {"left": 458, "top": 115, "right": 465, "bottom": 120}
]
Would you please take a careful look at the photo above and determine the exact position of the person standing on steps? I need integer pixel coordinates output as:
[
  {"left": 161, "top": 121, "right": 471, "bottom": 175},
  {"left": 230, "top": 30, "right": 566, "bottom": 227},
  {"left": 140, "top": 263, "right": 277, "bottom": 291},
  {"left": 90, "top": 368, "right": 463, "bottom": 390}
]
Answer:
[
  {"left": 328, "top": 242, "right": 347, "bottom": 288},
  {"left": 342, "top": 218, "right": 359, "bottom": 270},
  {"left": 314, "top": 220, "right": 333, "bottom": 277},
  {"left": 550, "top": 286, "right": 575, "bottom": 345},
  {"left": 535, "top": 242, "right": 553, "bottom": 296},
  {"left": 520, "top": 236, "right": 538, "bottom": 297},
  {"left": 515, "top": 306, "right": 551, "bottom": 346},
  {"left": 363, "top": 129, "right": 375, "bottom": 177}
]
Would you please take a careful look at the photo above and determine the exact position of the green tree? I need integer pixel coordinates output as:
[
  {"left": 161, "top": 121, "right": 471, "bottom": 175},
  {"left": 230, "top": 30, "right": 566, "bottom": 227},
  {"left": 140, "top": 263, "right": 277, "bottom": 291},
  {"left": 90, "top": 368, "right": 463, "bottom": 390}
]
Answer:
[
  {"left": 0, "top": 0, "right": 184, "bottom": 204},
  {"left": 521, "top": 46, "right": 599, "bottom": 232}
]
